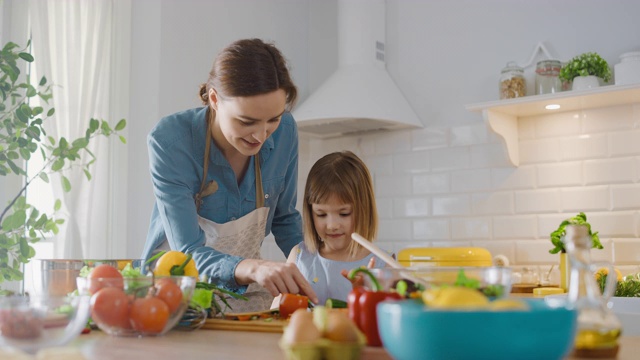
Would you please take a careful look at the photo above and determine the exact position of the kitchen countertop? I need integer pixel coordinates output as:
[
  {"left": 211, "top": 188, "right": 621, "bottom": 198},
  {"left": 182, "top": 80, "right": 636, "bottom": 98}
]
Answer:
[{"left": 70, "top": 329, "right": 639, "bottom": 360}]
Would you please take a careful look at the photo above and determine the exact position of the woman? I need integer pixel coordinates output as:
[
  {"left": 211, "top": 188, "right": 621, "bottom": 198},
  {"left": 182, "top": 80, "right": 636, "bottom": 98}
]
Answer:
[{"left": 141, "top": 38, "right": 317, "bottom": 311}]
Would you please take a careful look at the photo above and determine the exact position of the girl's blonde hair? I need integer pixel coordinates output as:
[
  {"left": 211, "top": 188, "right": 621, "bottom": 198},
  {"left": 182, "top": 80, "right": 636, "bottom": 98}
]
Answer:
[{"left": 302, "top": 151, "right": 378, "bottom": 258}]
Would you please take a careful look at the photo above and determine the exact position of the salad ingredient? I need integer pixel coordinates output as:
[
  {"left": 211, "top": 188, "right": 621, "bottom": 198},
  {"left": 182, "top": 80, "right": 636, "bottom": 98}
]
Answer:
[
  {"left": 279, "top": 293, "right": 309, "bottom": 319},
  {"left": 87, "top": 264, "right": 124, "bottom": 294},
  {"left": 155, "top": 278, "right": 183, "bottom": 313},
  {"left": 130, "top": 295, "right": 170, "bottom": 333},
  {"left": 422, "top": 286, "right": 489, "bottom": 309},
  {"left": 153, "top": 251, "right": 199, "bottom": 278},
  {"left": 90, "top": 287, "right": 131, "bottom": 329}
]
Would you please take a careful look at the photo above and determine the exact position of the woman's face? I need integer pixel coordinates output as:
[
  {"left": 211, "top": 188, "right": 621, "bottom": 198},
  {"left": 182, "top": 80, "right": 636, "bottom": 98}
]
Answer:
[
  {"left": 211, "top": 89, "right": 286, "bottom": 157},
  {"left": 311, "top": 195, "right": 355, "bottom": 252}
]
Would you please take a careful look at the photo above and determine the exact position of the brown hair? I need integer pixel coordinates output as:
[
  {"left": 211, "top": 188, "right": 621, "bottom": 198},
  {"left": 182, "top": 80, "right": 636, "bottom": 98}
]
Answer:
[
  {"left": 302, "top": 151, "right": 378, "bottom": 258},
  {"left": 199, "top": 38, "right": 297, "bottom": 110}
]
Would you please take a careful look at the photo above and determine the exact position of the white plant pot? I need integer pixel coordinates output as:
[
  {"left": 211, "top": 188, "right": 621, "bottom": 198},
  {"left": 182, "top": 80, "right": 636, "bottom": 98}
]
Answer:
[{"left": 571, "top": 75, "right": 601, "bottom": 90}]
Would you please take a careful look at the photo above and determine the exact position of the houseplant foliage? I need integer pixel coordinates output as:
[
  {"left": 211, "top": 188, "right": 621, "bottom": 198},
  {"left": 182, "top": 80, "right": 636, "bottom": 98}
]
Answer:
[
  {"left": 0, "top": 40, "right": 126, "bottom": 295},
  {"left": 559, "top": 52, "right": 612, "bottom": 83},
  {"left": 549, "top": 212, "right": 603, "bottom": 254}
]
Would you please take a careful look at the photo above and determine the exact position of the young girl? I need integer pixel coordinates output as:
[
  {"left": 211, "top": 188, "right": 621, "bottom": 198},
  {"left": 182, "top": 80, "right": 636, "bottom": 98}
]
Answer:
[{"left": 273, "top": 151, "right": 385, "bottom": 307}]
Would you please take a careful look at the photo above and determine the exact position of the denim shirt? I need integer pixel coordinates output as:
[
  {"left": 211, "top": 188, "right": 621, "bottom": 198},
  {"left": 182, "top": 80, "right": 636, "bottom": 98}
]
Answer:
[{"left": 141, "top": 107, "right": 302, "bottom": 293}]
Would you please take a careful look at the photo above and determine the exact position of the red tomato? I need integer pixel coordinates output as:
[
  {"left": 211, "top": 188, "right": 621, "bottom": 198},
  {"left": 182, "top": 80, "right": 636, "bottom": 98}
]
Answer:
[
  {"left": 90, "top": 287, "right": 131, "bottom": 330},
  {"left": 279, "top": 293, "right": 309, "bottom": 319},
  {"left": 154, "top": 278, "right": 183, "bottom": 313},
  {"left": 130, "top": 296, "right": 170, "bottom": 334},
  {"left": 88, "top": 264, "right": 124, "bottom": 295}
]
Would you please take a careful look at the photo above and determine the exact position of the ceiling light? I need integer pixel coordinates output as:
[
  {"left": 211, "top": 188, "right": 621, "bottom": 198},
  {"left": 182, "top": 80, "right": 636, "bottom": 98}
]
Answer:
[{"left": 545, "top": 104, "right": 561, "bottom": 110}]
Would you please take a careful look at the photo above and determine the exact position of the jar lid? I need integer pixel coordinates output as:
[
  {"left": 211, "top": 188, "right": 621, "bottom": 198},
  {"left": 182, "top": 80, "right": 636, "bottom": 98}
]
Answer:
[
  {"left": 536, "top": 59, "right": 562, "bottom": 67},
  {"left": 501, "top": 61, "right": 523, "bottom": 73},
  {"left": 620, "top": 51, "right": 640, "bottom": 61}
]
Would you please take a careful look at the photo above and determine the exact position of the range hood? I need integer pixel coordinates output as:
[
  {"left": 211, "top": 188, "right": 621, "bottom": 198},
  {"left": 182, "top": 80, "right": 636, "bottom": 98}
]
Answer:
[{"left": 293, "top": 0, "right": 422, "bottom": 138}]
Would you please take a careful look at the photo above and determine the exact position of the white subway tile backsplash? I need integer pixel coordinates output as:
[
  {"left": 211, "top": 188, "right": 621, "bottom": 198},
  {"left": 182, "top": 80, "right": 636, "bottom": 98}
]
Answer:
[
  {"left": 451, "top": 168, "right": 491, "bottom": 192},
  {"left": 471, "top": 192, "right": 514, "bottom": 215},
  {"left": 520, "top": 138, "right": 561, "bottom": 164},
  {"left": 582, "top": 105, "right": 634, "bottom": 133},
  {"left": 411, "top": 127, "right": 449, "bottom": 150},
  {"left": 589, "top": 212, "right": 637, "bottom": 237},
  {"left": 515, "top": 189, "right": 561, "bottom": 214},
  {"left": 450, "top": 125, "right": 488, "bottom": 146},
  {"left": 376, "top": 197, "right": 394, "bottom": 219},
  {"left": 470, "top": 143, "right": 512, "bottom": 168},
  {"left": 364, "top": 154, "right": 393, "bottom": 176},
  {"left": 374, "top": 130, "right": 412, "bottom": 155},
  {"left": 394, "top": 197, "right": 430, "bottom": 217},
  {"left": 611, "top": 184, "right": 640, "bottom": 210},
  {"left": 560, "top": 134, "right": 608, "bottom": 160},
  {"left": 375, "top": 174, "right": 413, "bottom": 197},
  {"left": 492, "top": 216, "right": 537, "bottom": 239},
  {"left": 451, "top": 217, "right": 491, "bottom": 239},
  {"left": 532, "top": 111, "right": 581, "bottom": 138},
  {"left": 492, "top": 166, "right": 537, "bottom": 189},
  {"left": 432, "top": 194, "right": 471, "bottom": 216},
  {"left": 560, "top": 186, "right": 610, "bottom": 212},
  {"left": 470, "top": 240, "right": 516, "bottom": 264},
  {"left": 515, "top": 240, "right": 559, "bottom": 264},
  {"left": 537, "top": 162, "right": 583, "bottom": 188},
  {"left": 612, "top": 238, "right": 640, "bottom": 264},
  {"left": 413, "top": 218, "right": 450, "bottom": 240},
  {"left": 591, "top": 239, "right": 614, "bottom": 263},
  {"left": 610, "top": 130, "right": 640, "bottom": 156},
  {"left": 585, "top": 158, "right": 636, "bottom": 185},
  {"left": 413, "top": 173, "right": 450, "bottom": 194},
  {"left": 378, "top": 219, "right": 412, "bottom": 241},
  {"left": 430, "top": 147, "right": 470, "bottom": 172},
  {"left": 392, "top": 151, "right": 430, "bottom": 173},
  {"left": 538, "top": 213, "right": 578, "bottom": 239}
]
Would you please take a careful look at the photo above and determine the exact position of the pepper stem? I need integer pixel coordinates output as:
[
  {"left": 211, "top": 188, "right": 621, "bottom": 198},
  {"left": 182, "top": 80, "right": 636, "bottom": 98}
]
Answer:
[
  {"left": 145, "top": 250, "right": 167, "bottom": 265},
  {"left": 171, "top": 253, "right": 193, "bottom": 276},
  {"left": 347, "top": 267, "right": 382, "bottom": 292}
]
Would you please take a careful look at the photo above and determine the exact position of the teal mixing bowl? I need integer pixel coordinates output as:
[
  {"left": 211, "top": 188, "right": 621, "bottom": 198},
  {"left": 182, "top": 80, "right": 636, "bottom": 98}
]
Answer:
[{"left": 377, "top": 299, "right": 577, "bottom": 360}]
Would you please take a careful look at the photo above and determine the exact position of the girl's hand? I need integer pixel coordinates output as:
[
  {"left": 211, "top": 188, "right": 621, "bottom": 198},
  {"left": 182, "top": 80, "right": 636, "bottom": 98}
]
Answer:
[
  {"left": 235, "top": 259, "right": 319, "bottom": 304},
  {"left": 341, "top": 257, "right": 376, "bottom": 288}
]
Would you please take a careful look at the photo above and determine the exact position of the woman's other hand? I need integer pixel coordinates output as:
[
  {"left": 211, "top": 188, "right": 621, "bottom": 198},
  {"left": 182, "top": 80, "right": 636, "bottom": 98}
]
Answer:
[{"left": 235, "top": 259, "right": 319, "bottom": 304}]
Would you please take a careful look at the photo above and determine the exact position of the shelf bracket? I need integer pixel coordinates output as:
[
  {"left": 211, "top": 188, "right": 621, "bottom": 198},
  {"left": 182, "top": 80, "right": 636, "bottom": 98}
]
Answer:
[{"left": 483, "top": 109, "right": 519, "bottom": 166}]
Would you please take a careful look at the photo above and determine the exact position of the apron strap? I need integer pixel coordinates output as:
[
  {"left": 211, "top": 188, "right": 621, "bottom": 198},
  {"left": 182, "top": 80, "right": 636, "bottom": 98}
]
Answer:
[{"left": 196, "top": 108, "right": 264, "bottom": 212}]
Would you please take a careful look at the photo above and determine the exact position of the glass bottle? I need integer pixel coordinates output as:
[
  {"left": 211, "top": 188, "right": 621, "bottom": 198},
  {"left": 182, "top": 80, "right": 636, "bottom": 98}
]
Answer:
[
  {"left": 499, "top": 61, "right": 526, "bottom": 99},
  {"left": 535, "top": 60, "right": 562, "bottom": 95},
  {"left": 563, "top": 224, "right": 621, "bottom": 358}
]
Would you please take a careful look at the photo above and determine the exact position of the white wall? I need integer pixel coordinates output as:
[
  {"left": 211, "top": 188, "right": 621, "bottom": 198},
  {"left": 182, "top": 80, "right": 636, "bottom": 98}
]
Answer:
[{"left": 128, "top": 0, "right": 640, "bottom": 276}]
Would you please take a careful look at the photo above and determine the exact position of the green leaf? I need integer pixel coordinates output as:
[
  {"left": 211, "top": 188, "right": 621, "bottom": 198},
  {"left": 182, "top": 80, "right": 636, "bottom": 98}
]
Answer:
[
  {"left": 18, "top": 52, "right": 34, "bottom": 62},
  {"left": 61, "top": 176, "right": 71, "bottom": 192},
  {"left": 54, "top": 199, "right": 61, "bottom": 211},
  {"left": 51, "top": 158, "right": 64, "bottom": 171},
  {"left": 100, "top": 120, "right": 112, "bottom": 135},
  {"left": 39, "top": 172, "right": 49, "bottom": 183},
  {"left": 19, "top": 238, "right": 29, "bottom": 257},
  {"left": 72, "top": 138, "right": 88, "bottom": 149},
  {"left": 89, "top": 118, "right": 99, "bottom": 132},
  {"left": 115, "top": 119, "right": 127, "bottom": 131},
  {"left": 7, "top": 159, "right": 25, "bottom": 175},
  {"left": 39, "top": 75, "right": 47, "bottom": 86},
  {"left": 119, "top": 135, "right": 127, "bottom": 144},
  {"left": 1, "top": 210, "right": 27, "bottom": 231},
  {"left": 18, "top": 147, "right": 30, "bottom": 160},
  {"left": 47, "top": 108, "right": 55, "bottom": 116},
  {"left": 26, "top": 85, "right": 36, "bottom": 97},
  {"left": 83, "top": 169, "right": 92, "bottom": 181}
]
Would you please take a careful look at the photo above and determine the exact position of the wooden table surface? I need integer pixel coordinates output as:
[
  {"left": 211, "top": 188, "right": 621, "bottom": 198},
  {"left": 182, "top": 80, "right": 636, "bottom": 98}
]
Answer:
[{"left": 69, "top": 329, "right": 639, "bottom": 360}]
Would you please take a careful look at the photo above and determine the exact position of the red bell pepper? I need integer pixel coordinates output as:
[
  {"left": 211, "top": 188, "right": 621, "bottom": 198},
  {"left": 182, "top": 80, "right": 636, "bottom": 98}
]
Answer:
[{"left": 347, "top": 268, "right": 402, "bottom": 347}]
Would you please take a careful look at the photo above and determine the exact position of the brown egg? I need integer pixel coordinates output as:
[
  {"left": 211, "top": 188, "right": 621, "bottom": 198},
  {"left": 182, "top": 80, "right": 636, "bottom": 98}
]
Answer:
[
  {"left": 282, "top": 309, "right": 321, "bottom": 344},
  {"left": 324, "top": 311, "right": 359, "bottom": 343}
]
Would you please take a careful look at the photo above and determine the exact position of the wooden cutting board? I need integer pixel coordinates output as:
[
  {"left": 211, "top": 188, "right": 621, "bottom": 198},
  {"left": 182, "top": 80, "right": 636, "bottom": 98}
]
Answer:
[{"left": 201, "top": 318, "right": 286, "bottom": 333}]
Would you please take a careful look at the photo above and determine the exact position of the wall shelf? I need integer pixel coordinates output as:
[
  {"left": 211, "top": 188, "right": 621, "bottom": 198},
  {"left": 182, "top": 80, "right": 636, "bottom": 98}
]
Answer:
[{"left": 466, "top": 83, "right": 640, "bottom": 166}]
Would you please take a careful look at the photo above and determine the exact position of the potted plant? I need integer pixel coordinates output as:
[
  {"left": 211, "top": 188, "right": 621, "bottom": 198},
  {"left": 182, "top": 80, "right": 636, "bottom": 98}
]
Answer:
[
  {"left": 549, "top": 212, "right": 603, "bottom": 291},
  {"left": 0, "top": 40, "right": 126, "bottom": 295},
  {"left": 559, "top": 52, "right": 612, "bottom": 90}
]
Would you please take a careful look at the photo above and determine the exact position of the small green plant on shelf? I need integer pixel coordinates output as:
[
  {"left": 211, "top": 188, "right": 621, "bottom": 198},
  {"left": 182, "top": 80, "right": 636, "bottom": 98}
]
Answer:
[
  {"left": 549, "top": 212, "right": 603, "bottom": 254},
  {"left": 559, "top": 52, "right": 612, "bottom": 83}
]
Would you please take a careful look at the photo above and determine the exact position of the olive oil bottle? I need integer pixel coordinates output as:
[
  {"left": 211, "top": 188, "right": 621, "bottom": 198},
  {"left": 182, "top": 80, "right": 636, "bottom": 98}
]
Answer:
[{"left": 563, "top": 225, "right": 622, "bottom": 358}]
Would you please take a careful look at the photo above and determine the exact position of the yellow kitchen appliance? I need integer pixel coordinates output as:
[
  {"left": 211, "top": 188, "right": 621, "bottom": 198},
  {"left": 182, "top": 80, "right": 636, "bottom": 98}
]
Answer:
[{"left": 397, "top": 247, "right": 493, "bottom": 267}]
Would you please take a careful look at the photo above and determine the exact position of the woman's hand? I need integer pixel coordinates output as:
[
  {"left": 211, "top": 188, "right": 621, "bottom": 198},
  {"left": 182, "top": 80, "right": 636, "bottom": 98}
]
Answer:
[
  {"left": 341, "top": 257, "right": 376, "bottom": 288},
  {"left": 235, "top": 259, "right": 319, "bottom": 304}
]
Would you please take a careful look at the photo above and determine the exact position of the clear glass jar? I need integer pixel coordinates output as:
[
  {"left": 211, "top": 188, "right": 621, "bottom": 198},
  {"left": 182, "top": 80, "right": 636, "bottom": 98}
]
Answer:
[
  {"left": 535, "top": 59, "right": 562, "bottom": 95},
  {"left": 499, "top": 61, "right": 526, "bottom": 99},
  {"left": 563, "top": 225, "right": 621, "bottom": 358}
]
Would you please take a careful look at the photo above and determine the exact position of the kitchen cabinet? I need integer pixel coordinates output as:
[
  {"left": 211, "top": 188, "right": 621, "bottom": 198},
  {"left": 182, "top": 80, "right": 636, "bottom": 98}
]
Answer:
[{"left": 466, "top": 84, "right": 640, "bottom": 166}]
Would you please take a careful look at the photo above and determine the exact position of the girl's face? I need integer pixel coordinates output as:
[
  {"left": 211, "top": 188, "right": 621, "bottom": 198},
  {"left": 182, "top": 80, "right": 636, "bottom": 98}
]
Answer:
[
  {"left": 211, "top": 89, "right": 286, "bottom": 157},
  {"left": 311, "top": 195, "right": 355, "bottom": 253}
]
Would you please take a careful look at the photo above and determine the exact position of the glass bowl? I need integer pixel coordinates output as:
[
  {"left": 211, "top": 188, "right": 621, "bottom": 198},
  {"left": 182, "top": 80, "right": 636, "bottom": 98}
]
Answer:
[
  {"left": 76, "top": 275, "right": 196, "bottom": 337},
  {"left": 0, "top": 294, "right": 90, "bottom": 354},
  {"left": 364, "top": 266, "right": 513, "bottom": 298}
]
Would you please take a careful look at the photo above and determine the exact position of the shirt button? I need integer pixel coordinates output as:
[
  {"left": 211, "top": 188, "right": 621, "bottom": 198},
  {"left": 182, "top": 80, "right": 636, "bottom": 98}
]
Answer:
[
  {"left": 265, "top": 194, "right": 270, "bottom": 199},
  {"left": 231, "top": 217, "right": 236, "bottom": 221}
]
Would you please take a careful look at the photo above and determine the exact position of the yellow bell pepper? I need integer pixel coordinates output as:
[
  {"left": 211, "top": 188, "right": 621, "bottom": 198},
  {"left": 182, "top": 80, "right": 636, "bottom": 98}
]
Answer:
[{"left": 153, "top": 250, "right": 199, "bottom": 278}]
